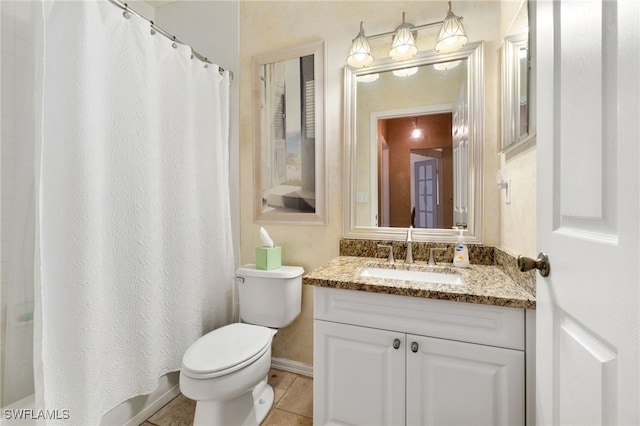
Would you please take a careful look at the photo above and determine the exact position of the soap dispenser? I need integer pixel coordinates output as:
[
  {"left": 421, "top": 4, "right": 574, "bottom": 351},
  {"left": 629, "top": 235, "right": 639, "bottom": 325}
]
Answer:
[{"left": 453, "top": 228, "right": 470, "bottom": 268}]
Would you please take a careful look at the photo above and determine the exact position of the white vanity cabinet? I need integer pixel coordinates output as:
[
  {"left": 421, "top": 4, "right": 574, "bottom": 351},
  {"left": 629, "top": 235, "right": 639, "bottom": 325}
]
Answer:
[
  {"left": 314, "top": 320, "right": 406, "bottom": 425},
  {"left": 313, "top": 287, "right": 533, "bottom": 426},
  {"left": 405, "top": 334, "right": 524, "bottom": 425}
]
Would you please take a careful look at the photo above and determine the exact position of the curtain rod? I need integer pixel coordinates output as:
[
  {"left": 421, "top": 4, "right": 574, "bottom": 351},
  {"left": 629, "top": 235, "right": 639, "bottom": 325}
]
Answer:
[{"left": 107, "top": 0, "right": 234, "bottom": 80}]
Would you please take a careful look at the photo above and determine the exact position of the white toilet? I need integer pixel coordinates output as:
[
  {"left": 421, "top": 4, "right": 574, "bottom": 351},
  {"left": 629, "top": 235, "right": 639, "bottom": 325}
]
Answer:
[{"left": 179, "top": 264, "right": 304, "bottom": 426}]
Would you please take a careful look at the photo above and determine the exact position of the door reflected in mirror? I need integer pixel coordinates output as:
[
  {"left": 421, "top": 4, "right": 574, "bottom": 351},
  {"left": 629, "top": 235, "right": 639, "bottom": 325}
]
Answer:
[
  {"left": 518, "top": 45, "right": 529, "bottom": 139},
  {"left": 501, "top": 33, "right": 529, "bottom": 149}
]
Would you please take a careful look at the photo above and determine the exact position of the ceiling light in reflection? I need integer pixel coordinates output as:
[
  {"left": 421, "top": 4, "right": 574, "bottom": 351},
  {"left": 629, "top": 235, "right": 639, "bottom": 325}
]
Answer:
[
  {"left": 392, "top": 67, "right": 418, "bottom": 77},
  {"left": 433, "top": 60, "right": 461, "bottom": 71},
  {"left": 357, "top": 73, "right": 380, "bottom": 83}
]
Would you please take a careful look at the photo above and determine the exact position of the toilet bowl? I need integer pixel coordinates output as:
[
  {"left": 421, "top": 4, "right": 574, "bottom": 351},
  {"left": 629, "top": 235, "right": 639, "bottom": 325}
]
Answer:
[
  {"left": 180, "top": 323, "right": 276, "bottom": 425},
  {"left": 179, "top": 264, "right": 304, "bottom": 426}
]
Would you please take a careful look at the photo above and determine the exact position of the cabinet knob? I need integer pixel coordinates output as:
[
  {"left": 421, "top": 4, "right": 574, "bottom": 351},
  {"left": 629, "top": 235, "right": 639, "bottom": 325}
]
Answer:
[
  {"left": 411, "top": 341, "right": 419, "bottom": 353},
  {"left": 393, "top": 338, "right": 401, "bottom": 349}
]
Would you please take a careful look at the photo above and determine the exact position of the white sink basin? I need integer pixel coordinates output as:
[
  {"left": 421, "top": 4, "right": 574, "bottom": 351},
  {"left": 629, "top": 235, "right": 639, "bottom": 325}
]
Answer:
[{"left": 358, "top": 267, "right": 465, "bottom": 286}]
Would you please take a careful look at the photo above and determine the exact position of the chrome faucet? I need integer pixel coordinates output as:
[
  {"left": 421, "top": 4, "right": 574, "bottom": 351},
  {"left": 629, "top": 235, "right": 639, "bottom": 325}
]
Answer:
[
  {"left": 377, "top": 244, "right": 395, "bottom": 264},
  {"left": 429, "top": 247, "right": 447, "bottom": 266},
  {"left": 405, "top": 227, "right": 414, "bottom": 264}
]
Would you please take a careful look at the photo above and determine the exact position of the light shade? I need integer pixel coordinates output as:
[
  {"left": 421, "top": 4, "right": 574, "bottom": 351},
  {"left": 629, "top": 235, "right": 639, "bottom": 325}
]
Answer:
[
  {"left": 435, "top": 2, "right": 468, "bottom": 53},
  {"left": 347, "top": 22, "right": 374, "bottom": 68},
  {"left": 392, "top": 67, "right": 418, "bottom": 77},
  {"left": 357, "top": 73, "right": 380, "bottom": 83},
  {"left": 433, "top": 60, "right": 461, "bottom": 71},
  {"left": 389, "top": 13, "right": 417, "bottom": 61}
]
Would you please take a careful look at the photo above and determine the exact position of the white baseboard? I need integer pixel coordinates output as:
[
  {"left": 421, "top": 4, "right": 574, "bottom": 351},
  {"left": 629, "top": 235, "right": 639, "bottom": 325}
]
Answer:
[{"left": 270, "top": 357, "right": 313, "bottom": 378}]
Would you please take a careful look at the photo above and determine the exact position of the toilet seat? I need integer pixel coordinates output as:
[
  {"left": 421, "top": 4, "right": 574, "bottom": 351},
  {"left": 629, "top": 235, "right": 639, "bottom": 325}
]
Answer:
[{"left": 181, "top": 323, "right": 274, "bottom": 380}]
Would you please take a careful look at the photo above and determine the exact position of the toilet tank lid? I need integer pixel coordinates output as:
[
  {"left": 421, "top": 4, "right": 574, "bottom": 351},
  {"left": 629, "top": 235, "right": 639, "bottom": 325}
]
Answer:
[{"left": 236, "top": 264, "right": 304, "bottom": 279}]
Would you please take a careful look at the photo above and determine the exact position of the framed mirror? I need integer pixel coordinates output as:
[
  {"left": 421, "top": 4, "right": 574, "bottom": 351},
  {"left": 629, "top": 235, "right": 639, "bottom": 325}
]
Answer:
[
  {"left": 252, "top": 41, "right": 327, "bottom": 224},
  {"left": 501, "top": 33, "right": 529, "bottom": 150},
  {"left": 344, "top": 42, "right": 484, "bottom": 243}
]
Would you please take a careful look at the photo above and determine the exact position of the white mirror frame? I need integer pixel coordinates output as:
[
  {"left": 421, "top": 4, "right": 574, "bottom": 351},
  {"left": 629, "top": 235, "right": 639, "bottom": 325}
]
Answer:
[
  {"left": 501, "top": 33, "right": 530, "bottom": 151},
  {"left": 252, "top": 40, "right": 327, "bottom": 224},
  {"left": 343, "top": 42, "right": 484, "bottom": 243}
]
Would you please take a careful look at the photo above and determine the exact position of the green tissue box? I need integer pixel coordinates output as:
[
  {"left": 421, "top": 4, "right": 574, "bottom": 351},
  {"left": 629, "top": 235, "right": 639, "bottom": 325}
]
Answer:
[{"left": 256, "top": 246, "right": 281, "bottom": 270}]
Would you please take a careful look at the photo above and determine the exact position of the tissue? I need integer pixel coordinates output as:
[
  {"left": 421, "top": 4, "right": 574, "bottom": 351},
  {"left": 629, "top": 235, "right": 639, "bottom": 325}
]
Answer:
[
  {"left": 256, "top": 227, "right": 281, "bottom": 270},
  {"left": 259, "top": 227, "right": 274, "bottom": 248}
]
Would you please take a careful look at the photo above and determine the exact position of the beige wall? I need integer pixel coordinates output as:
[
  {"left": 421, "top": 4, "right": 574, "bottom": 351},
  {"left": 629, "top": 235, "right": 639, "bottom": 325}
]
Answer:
[
  {"left": 240, "top": 1, "right": 504, "bottom": 365},
  {"left": 498, "top": 0, "right": 537, "bottom": 257}
]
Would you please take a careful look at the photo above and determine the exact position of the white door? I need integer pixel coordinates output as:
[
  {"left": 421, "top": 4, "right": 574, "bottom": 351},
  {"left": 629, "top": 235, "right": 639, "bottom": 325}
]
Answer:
[
  {"left": 313, "top": 320, "right": 405, "bottom": 426},
  {"left": 414, "top": 159, "right": 439, "bottom": 228},
  {"left": 536, "top": 1, "right": 640, "bottom": 425},
  {"left": 380, "top": 142, "right": 390, "bottom": 227},
  {"left": 406, "top": 335, "right": 524, "bottom": 426}
]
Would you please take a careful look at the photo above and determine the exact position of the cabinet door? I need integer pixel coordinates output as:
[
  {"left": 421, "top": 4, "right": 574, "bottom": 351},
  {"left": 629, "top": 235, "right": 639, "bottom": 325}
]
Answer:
[
  {"left": 314, "top": 320, "right": 405, "bottom": 426},
  {"left": 406, "top": 335, "right": 524, "bottom": 426}
]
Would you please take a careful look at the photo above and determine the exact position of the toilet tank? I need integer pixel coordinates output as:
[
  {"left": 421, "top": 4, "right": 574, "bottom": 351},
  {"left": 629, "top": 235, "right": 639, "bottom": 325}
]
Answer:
[{"left": 236, "top": 265, "right": 304, "bottom": 328}]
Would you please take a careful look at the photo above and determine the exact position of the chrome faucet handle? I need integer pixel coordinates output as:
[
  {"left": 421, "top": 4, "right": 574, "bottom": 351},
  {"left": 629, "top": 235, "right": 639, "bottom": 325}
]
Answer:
[
  {"left": 428, "top": 247, "right": 447, "bottom": 266},
  {"left": 405, "top": 227, "right": 414, "bottom": 264},
  {"left": 377, "top": 244, "right": 395, "bottom": 264},
  {"left": 405, "top": 242, "right": 414, "bottom": 264}
]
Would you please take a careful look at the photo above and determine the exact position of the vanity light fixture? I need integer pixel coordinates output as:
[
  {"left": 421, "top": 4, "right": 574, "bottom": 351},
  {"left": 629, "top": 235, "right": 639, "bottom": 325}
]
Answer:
[
  {"left": 347, "top": 22, "right": 375, "bottom": 68},
  {"left": 347, "top": 1, "right": 467, "bottom": 68},
  {"left": 434, "top": 1, "right": 468, "bottom": 53},
  {"left": 389, "top": 13, "right": 418, "bottom": 61}
]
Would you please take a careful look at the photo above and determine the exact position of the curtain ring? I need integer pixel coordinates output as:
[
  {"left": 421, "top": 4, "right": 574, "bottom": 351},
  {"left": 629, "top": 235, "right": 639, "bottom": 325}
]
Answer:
[
  {"left": 171, "top": 36, "right": 178, "bottom": 49},
  {"left": 150, "top": 21, "right": 156, "bottom": 35},
  {"left": 122, "top": 3, "right": 131, "bottom": 19}
]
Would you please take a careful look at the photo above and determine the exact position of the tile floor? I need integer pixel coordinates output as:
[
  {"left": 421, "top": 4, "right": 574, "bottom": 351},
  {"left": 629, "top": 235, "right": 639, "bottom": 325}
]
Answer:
[{"left": 141, "top": 369, "right": 313, "bottom": 426}]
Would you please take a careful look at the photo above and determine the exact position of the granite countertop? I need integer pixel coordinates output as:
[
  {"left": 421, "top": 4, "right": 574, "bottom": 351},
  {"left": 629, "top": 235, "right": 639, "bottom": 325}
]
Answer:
[{"left": 304, "top": 256, "right": 536, "bottom": 309}]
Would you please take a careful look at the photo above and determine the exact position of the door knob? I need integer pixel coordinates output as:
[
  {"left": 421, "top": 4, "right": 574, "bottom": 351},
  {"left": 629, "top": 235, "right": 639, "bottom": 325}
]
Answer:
[
  {"left": 393, "top": 338, "right": 401, "bottom": 350},
  {"left": 518, "top": 252, "right": 550, "bottom": 277},
  {"left": 411, "top": 342, "right": 419, "bottom": 353}
]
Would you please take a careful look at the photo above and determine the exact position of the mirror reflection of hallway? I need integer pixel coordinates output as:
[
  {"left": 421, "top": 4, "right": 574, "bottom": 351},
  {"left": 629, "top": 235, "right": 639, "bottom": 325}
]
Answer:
[{"left": 377, "top": 113, "right": 453, "bottom": 229}]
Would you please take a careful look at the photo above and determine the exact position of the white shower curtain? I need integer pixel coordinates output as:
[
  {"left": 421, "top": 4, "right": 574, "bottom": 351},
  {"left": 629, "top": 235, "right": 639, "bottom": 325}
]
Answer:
[
  {"left": 1, "top": 0, "right": 40, "bottom": 407},
  {"left": 34, "top": 1, "right": 234, "bottom": 424}
]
